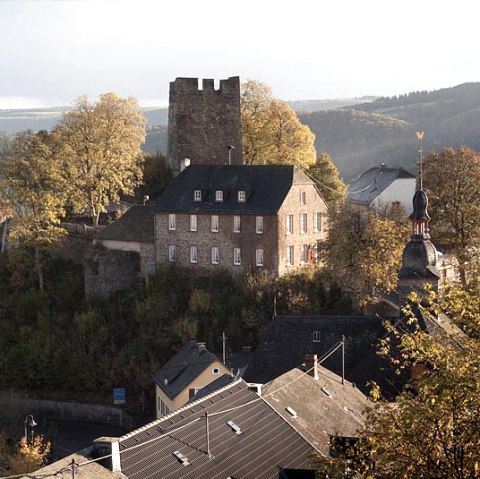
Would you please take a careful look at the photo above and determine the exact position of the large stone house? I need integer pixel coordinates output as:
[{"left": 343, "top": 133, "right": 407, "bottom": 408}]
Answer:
[{"left": 155, "top": 164, "right": 328, "bottom": 275}]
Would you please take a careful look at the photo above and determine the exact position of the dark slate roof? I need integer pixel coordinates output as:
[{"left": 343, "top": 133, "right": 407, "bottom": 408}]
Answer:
[
  {"left": 348, "top": 166, "right": 416, "bottom": 206},
  {"left": 262, "top": 365, "right": 370, "bottom": 456},
  {"left": 398, "top": 239, "right": 440, "bottom": 279},
  {"left": 155, "top": 164, "right": 313, "bottom": 214},
  {"left": 118, "top": 380, "right": 314, "bottom": 479},
  {"left": 245, "top": 315, "right": 387, "bottom": 393},
  {"left": 95, "top": 206, "right": 155, "bottom": 243},
  {"left": 152, "top": 340, "right": 225, "bottom": 400}
]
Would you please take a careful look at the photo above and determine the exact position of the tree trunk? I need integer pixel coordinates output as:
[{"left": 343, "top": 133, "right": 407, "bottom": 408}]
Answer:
[{"left": 35, "top": 247, "right": 44, "bottom": 292}]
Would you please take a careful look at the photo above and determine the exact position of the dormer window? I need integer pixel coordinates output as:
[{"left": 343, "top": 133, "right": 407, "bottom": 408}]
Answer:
[
  {"left": 238, "top": 190, "right": 246, "bottom": 202},
  {"left": 215, "top": 190, "right": 224, "bottom": 202},
  {"left": 193, "top": 189, "right": 202, "bottom": 202}
]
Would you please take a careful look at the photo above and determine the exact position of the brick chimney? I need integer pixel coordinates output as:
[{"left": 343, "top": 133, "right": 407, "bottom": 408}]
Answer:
[{"left": 305, "top": 354, "right": 319, "bottom": 380}]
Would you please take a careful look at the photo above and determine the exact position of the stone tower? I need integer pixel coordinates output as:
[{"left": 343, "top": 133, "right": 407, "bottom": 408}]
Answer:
[
  {"left": 167, "top": 76, "right": 244, "bottom": 175},
  {"left": 398, "top": 188, "right": 440, "bottom": 304}
]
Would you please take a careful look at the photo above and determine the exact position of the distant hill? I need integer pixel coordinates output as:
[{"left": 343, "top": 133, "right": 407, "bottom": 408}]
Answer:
[
  {"left": 287, "top": 96, "right": 377, "bottom": 113},
  {"left": 2, "top": 84, "right": 480, "bottom": 182},
  {"left": 300, "top": 82, "right": 480, "bottom": 181}
]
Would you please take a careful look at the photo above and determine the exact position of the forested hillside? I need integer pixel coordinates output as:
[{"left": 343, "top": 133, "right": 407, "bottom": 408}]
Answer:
[{"left": 300, "top": 82, "right": 480, "bottom": 181}]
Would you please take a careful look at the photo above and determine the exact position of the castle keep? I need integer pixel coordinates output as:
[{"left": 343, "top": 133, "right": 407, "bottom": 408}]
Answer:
[{"left": 167, "top": 77, "right": 243, "bottom": 175}]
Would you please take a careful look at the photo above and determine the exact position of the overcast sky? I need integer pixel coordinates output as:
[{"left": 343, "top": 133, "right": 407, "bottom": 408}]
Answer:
[{"left": 1, "top": 0, "right": 479, "bottom": 108}]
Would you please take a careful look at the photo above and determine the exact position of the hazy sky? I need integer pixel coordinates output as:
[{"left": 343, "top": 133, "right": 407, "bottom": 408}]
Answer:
[{"left": 1, "top": 0, "right": 479, "bottom": 108}]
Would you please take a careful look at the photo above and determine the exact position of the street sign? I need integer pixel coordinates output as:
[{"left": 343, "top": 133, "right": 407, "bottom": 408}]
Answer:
[{"left": 113, "top": 388, "right": 126, "bottom": 405}]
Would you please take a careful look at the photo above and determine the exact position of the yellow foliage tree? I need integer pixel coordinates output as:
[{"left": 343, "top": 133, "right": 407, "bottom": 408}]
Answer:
[
  {"left": 321, "top": 203, "right": 409, "bottom": 306},
  {"left": 241, "top": 80, "right": 316, "bottom": 168},
  {"left": 0, "top": 130, "right": 67, "bottom": 290},
  {"left": 9, "top": 435, "right": 51, "bottom": 475},
  {"left": 57, "top": 92, "right": 147, "bottom": 227}
]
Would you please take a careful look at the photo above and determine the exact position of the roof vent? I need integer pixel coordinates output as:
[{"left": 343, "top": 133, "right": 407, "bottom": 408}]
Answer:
[
  {"left": 173, "top": 450, "right": 190, "bottom": 466},
  {"left": 286, "top": 406, "right": 297, "bottom": 418},
  {"left": 321, "top": 387, "right": 332, "bottom": 397},
  {"left": 227, "top": 420, "right": 242, "bottom": 435}
]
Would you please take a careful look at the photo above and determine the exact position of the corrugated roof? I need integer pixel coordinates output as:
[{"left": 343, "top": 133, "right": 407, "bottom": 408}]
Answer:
[
  {"left": 95, "top": 206, "right": 155, "bottom": 243},
  {"left": 152, "top": 340, "right": 224, "bottom": 400},
  {"left": 348, "top": 166, "right": 416, "bottom": 206},
  {"left": 155, "top": 164, "right": 311, "bottom": 214},
  {"left": 118, "top": 380, "right": 314, "bottom": 479},
  {"left": 263, "top": 366, "right": 370, "bottom": 456}
]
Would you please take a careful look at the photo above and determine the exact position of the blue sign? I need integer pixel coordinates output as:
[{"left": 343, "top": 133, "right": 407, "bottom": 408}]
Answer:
[{"left": 113, "top": 388, "right": 126, "bottom": 405}]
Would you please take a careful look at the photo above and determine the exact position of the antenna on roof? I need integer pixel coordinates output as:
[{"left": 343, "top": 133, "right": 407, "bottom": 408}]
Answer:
[{"left": 416, "top": 131, "right": 425, "bottom": 190}]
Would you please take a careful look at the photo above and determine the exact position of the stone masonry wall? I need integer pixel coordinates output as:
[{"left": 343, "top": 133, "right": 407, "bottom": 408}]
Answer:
[
  {"left": 167, "top": 77, "right": 244, "bottom": 175},
  {"left": 85, "top": 245, "right": 140, "bottom": 300}
]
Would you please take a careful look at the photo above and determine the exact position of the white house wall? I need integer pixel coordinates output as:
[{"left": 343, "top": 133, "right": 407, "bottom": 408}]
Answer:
[{"left": 371, "top": 178, "right": 417, "bottom": 216}]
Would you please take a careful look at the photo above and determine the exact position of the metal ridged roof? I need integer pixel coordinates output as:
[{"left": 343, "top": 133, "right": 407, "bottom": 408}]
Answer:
[{"left": 118, "top": 380, "right": 313, "bottom": 478}]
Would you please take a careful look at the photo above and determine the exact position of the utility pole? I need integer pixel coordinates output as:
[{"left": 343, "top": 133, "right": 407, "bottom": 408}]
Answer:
[
  {"left": 205, "top": 412, "right": 211, "bottom": 458},
  {"left": 341, "top": 335, "right": 345, "bottom": 385},
  {"left": 221, "top": 332, "right": 227, "bottom": 365}
]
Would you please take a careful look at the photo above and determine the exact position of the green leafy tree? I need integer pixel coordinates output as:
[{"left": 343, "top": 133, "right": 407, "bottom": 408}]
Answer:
[
  {"left": 321, "top": 203, "right": 409, "bottom": 306},
  {"left": 0, "top": 130, "right": 67, "bottom": 290},
  {"left": 423, "top": 146, "right": 480, "bottom": 283},
  {"left": 308, "top": 152, "right": 347, "bottom": 208},
  {"left": 241, "top": 80, "right": 317, "bottom": 168},
  {"left": 57, "top": 92, "right": 147, "bottom": 227}
]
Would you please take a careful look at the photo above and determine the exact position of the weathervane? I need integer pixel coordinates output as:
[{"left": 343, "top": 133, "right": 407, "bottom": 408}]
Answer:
[{"left": 416, "top": 131, "right": 425, "bottom": 190}]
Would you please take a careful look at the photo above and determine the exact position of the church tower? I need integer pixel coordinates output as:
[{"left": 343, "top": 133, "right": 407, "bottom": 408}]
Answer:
[{"left": 398, "top": 132, "right": 440, "bottom": 304}]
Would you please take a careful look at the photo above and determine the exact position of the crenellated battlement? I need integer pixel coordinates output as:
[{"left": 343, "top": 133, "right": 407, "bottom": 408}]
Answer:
[{"left": 167, "top": 76, "right": 243, "bottom": 174}]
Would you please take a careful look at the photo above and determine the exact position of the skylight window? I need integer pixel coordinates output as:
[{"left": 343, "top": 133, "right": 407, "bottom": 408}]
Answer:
[
  {"left": 227, "top": 420, "right": 242, "bottom": 435},
  {"left": 321, "top": 387, "right": 333, "bottom": 397},
  {"left": 173, "top": 450, "right": 190, "bottom": 466},
  {"left": 286, "top": 406, "right": 297, "bottom": 418}
]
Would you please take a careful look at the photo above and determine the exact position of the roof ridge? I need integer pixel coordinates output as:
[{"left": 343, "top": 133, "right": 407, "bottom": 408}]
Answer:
[{"left": 118, "top": 378, "right": 243, "bottom": 442}]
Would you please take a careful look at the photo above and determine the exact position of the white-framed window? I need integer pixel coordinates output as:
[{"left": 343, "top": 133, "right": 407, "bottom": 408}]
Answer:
[
  {"left": 256, "top": 216, "right": 263, "bottom": 234},
  {"left": 300, "top": 244, "right": 308, "bottom": 264},
  {"left": 286, "top": 214, "right": 294, "bottom": 235},
  {"left": 233, "top": 215, "right": 241, "bottom": 233},
  {"left": 300, "top": 191, "right": 306, "bottom": 205},
  {"left": 211, "top": 215, "right": 219, "bottom": 232},
  {"left": 168, "top": 245, "right": 176, "bottom": 262},
  {"left": 215, "top": 190, "right": 224, "bottom": 202},
  {"left": 314, "top": 212, "right": 322, "bottom": 232},
  {"left": 190, "top": 214, "right": 197, "bottom": 232},
  {"left": 211, "top": 246, "right": 219, "bottom": 264},
  {"left": 190, "top": 246, "right": 198, "bottom": 264},
  {"left": 212, "top": 367, "right": 220, "bottom": 375},
  {"left": 193, "top": 189, "right": 202, "bottom": 202},
  {"left": 168, "top": 214, "right": 176, "bottom": 231},
  {"left": 238, "top": 190, "right": 246, "bottom": 202},
  {"left": 256, "top": 249, "right": 264, "bottom": 267},
  {"left": 300, "top": 213, "right": 307, "bottom": 234},
  {"left": 233, "top": 248, "right": 241, "bottom": 265},
  {"left": 287, "top": 245, "right": 294, "bottom": 266},
  {"left": 158, "top": 398, "right": 170, "bottom": 416}
]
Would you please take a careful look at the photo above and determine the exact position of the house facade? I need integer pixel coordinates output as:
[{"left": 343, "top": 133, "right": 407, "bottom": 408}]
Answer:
[
  {"left": 348, "top": 165, "right": 417, "bottom": 215},
  {"left": 154, "top": 164, "right": 328, "bottom": 276},
  {"left": 152, "top": 339, "right": 232, "bottom": 418}
]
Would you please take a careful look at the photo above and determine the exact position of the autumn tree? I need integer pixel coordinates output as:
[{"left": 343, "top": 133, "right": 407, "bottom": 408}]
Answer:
[
  {"left": 307, "top": 151, "right": 347, "bottom": 208},
  {"left": 0, "top": 130, "right": 67, "bottom": 290},
  {"left": 241, "top": 80, "right": 317, "bottom": 168},
  {"left": 423, "top": 146, "right": 480, "bottom": 282},
  {"left": 57, "top": 92, "right": 147, "bottom": 227},
  {"left": 9, "top": 435, "right": 51, "bottom": 474},
  {"left": 320, "top": 203, "right": 409, "bottom": 306},
  {"left": 364, "top": 285, "right": 480, "bottom": 479}
]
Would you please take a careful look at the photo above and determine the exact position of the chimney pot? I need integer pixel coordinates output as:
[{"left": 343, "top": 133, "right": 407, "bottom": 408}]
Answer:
[{"left": 305, "top": 354, "right": 319, "bottom": 380}]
